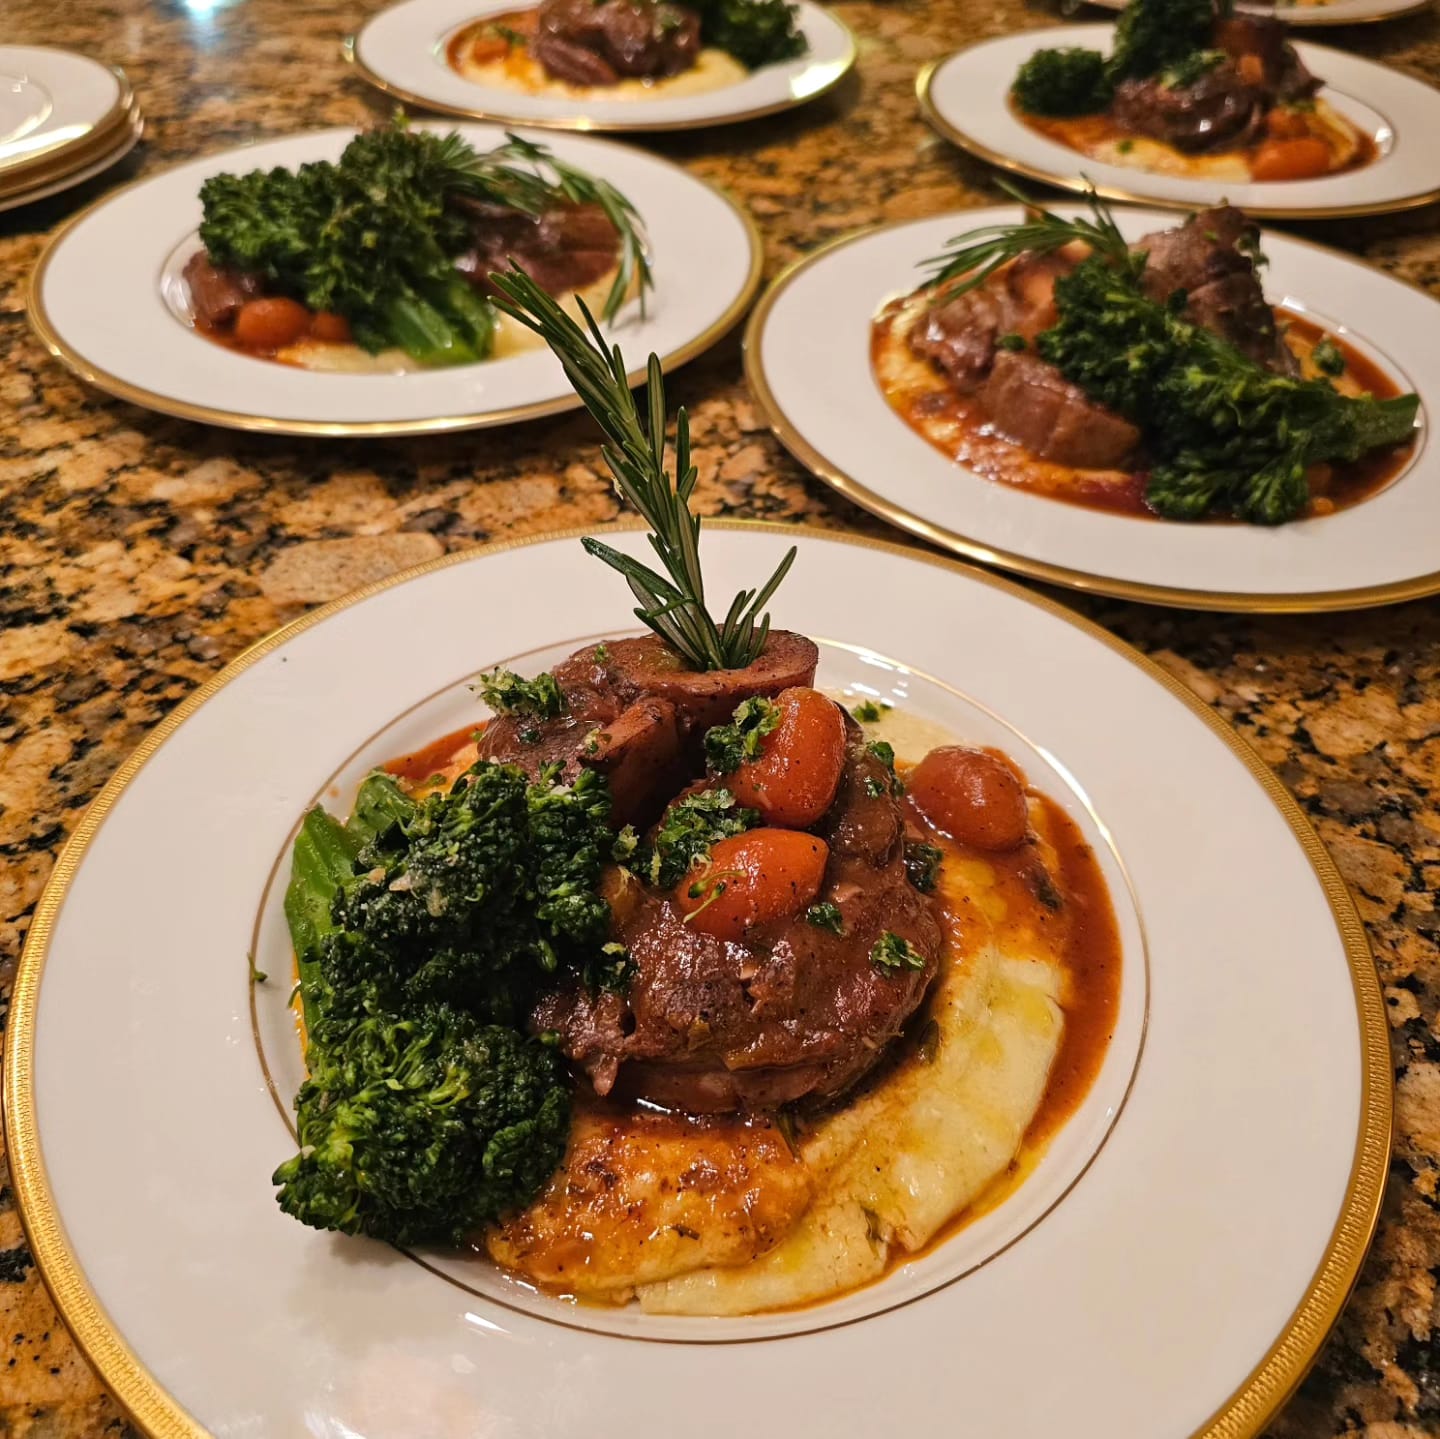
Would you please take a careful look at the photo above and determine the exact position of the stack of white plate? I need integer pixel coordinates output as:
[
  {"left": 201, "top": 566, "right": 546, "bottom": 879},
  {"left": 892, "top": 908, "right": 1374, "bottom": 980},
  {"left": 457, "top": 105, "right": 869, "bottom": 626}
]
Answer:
[{"left": 0, "top": 45, "right": 143, "bottom": 212}]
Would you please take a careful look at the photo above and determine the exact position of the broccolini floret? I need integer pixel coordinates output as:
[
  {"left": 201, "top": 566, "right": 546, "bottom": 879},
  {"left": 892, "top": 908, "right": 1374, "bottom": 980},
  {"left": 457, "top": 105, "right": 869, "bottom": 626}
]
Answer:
[
  {"left": 1011, "top": 48, "right": 1113, "bottom": 117},
  {"left": 273, "top": 1005, "right": 569, "bottom": 1245},
  {"left": 276, "top": 757, "right": 619, "bottom": 1244},
  {"left": 693, "top": 0, "right": 807, "bottom": 69},
  {"left": 1035, "top": 254, "right": 1420, "bottom": 524}
]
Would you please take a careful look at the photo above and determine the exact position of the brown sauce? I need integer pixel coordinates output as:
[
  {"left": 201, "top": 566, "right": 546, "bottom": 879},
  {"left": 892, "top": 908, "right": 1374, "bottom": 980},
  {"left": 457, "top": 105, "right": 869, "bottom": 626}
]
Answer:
[
  {"left": 1019, "top": 103, "right": 1378, "bottom": 181},
  {"left": 370, "top": 724, "right": 1123, "bottom": 1309},
  {"left": 446, "top": 9, "right": 540, "bottom": 77},
  {"left": 872, "top": 300, "right": 1416, "bottom": 521}
]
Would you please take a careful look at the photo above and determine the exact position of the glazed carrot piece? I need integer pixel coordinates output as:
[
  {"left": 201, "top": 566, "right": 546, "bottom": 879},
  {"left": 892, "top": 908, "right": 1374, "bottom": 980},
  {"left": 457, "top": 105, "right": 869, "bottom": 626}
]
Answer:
[
  {"left": 1250, "top": 138, "right": 1333, "bottom": 182},
  {"left": 908, "top": 747, "right": 1029, "bottom": 852},
  {"left": 233, "top": 297, "right": 311, "bottom": 350},
  {"left": 309, "top": 311, "right": 353, "bottom": 343},
  {"left": 676, "top": 830, "right": 829, "bottom": 941},
  {"left": 1265, "top": 108, "right": 1312, "bottom": 141},
  {"left": 727, "top": 688, "right": 847, "bottom": 827}
]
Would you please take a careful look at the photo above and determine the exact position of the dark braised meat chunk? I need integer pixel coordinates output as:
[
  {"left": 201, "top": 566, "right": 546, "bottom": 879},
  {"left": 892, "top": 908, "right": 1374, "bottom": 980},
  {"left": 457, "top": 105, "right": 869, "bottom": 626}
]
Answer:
[
  {"left": 183, "top": 250, "right": 264, "bottom": 330},
  {"left": 453, "top": 200, "right": 622, "bottom": 300},
  {"left": 979, "top": 350, "right": 1141, "bottom": 469},
  {"left": 478, "top": 631, "right": 819, "bottom": 827},
  {"left": 1134, "top": 205, "right": 1296, "bottom": 374},
  {"left": 534, "top": 733, "right": 943, "bottom": 1113},
  {"left": 532, "top": 0, "right": 702, "bottom": 86},
  {"left": 1215, "top": 13, "right": 1320, "bottom": 103},
  {"left": 911, "top": 248, "right": 1080, "bottom": 394},
  {"left": 1111, "top": 65, "right": 1268, "bottom": 154}
]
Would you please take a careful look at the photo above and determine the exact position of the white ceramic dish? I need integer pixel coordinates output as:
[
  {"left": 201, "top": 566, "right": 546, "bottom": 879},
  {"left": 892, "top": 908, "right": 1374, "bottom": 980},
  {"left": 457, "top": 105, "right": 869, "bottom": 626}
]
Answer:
[
  {"left": 1088, "top": 0, "right": 1433, "bottom": 24},
  {"left": 349, "top": 0, "right": 855, "bottom": 131},
  {"left": 26, "top": 124, "right": 762, "bottom": 435},
  {"left": 0, "top": 46, "right": 131, "bottom": 186},
  {"left": 6, "top": 524, "right": 1388, "bottom": 1439},
  {"left": 0, "top": 110, "right": 142, "bottom": 213},
  {"left": 745, "top": 205, "right": 1438, "bottom": 611},
  {"left": 918, "top": 26, "right": 1440, "bottom": 218}
]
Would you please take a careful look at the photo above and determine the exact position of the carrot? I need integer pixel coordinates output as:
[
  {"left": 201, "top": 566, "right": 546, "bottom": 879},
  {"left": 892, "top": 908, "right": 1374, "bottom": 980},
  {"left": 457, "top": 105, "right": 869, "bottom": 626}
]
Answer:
[
  {"left": 908, "top": 747, "right": 1029, "bottom": 852},
  {"left": 1249, "top": 137, "right": 1333, "bottom": 182},
  {"left": 1265, "top": 108, "right": 1312, "bottom": 141},
  {"left": 726, "top": 688, "right": 847, "bottom": 827},
  {"left": 675, "top": 829, "right": 829, "bottom": 941},
  {"left": 233, "top": 296, "right": 311, "bottom": 351},
  {"left": 309, "top": 311, "right": 353, "bottom": 343}
]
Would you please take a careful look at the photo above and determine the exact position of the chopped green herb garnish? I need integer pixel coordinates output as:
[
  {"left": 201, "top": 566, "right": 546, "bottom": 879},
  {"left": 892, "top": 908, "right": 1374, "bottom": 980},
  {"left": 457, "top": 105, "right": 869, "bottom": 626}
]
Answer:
[
  {"left": 864, "top": 775, "right": 888, "bottom": 798},
  {"left": 249, "top": 954, "right": 268, "bottom": 984},
  {"left": 997, "top": 332, "right": 1028, "bottom": 351},
  {"left": 705, "top": 696, "right": 780, "bottom": 774},
  {"left": 586, "top": 942, "right": 636, "bottom": 995},
  {"left": 867, "top": 740, "right": 896, "bottom": 768},
  {"left": 593, "top": 643, "right": 610, "bottom": 663},
  {"left": 632, "top": 788, "right": 758, "bottom": 889},
  {"left": 851, "top": 698, "right": 894, "bottom": 723},
  {"left": 805, "top": 901, "right": 844, "bottom": 934},
  {"left": 477, "top": 668, "right": 566, "bottom": 718},
  {"left": 871, "top": 931, "right": 927, "bottom": 974},
  {"left": 904, "top": 841, "right": 944, "bottom": 894},
  {"left": 1313, "top": 338, "right": 1347, "bottom": 377}
]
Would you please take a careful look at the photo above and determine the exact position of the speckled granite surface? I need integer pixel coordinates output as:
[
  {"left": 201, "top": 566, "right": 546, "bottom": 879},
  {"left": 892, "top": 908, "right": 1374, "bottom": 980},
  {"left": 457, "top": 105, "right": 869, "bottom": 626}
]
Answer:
[{"left": 2, "top": 0, "right": 1439, "bottom": 1432}]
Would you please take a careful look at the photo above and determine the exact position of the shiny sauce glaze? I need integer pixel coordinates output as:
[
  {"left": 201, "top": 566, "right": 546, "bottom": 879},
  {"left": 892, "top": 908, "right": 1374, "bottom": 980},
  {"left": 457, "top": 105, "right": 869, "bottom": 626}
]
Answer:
[
  {"left": 446, "top": 8, "right": 540, "bottom": 77},
  {"left": 872, "top": 300, "right": 1417, "bottom": 520},
  {"left": 372, "top": 722, "right": 1122, "bottom": 1305},
  {"left": 1018, "top": 105, "right": 1378, "bottom": 182}
]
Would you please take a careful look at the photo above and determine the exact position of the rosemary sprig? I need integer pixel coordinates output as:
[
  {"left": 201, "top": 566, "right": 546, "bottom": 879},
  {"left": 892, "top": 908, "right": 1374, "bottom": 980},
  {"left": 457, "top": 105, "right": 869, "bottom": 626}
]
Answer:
[
  {"left": 440, "top": 131, "right": 653, "bottom": 322},
  {"left": 489, "top": 268, "right": 795, "bottom": 672},
  {"left": 921, "top": 182, "right": 1131, "bottom": 301}
]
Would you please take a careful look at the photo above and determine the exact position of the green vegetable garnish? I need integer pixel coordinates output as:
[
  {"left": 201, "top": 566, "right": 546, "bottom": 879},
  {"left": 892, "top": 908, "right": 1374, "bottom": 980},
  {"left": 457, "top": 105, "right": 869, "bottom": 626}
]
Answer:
[
  {"left": 704, "top": 696, "right": 780, "bottom": 774},
  {"left": 850, "top": 699, "right": 883, "bottom": 723},
  {"left": 199, "top": 124, "right": 650, "bottom": 367},
  {"left": 1010, "top": 47, "right": 1112, "bottom": 117},
  {"left": 633, "top": 788, "right": 758, "bottom": 889},
  {"left": 477, "top": 667, "right": 567, "bottom": 718},
  {"left": 488, "top": 268, "right": 796, "bottom": 672},
  {"left": 904, "top": 841, "right": 944, "bottom": 894},
  {"left": 870, "top": 932, "right": 927, "bottom": 974},
  {"left": 1313, "top": 337, "right": 1347, "bottom": 377},
  {"left": 694, "top": 0, "right": 807, "bottom": 68},
  {"left": 923, "top": 188, "right": 1420, "bottom": 525},
  {"left": 276, "top": 758, "right": 617, "bottom": 1244},
  {"left": 805, "top": 901, "right": 845, "bottom": 934},
  {"left": 273, "top": 1005, "right": 569, "bottom": 1245},
  {"left": 1108, "top": 0, "right": 1218, "bottom": 83}
]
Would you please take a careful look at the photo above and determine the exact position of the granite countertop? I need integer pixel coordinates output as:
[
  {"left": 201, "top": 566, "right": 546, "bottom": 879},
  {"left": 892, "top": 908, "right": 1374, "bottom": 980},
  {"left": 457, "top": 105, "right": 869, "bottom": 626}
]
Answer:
[{"left": 2, "top": 0, "right": 1439, "bottom": 1432}]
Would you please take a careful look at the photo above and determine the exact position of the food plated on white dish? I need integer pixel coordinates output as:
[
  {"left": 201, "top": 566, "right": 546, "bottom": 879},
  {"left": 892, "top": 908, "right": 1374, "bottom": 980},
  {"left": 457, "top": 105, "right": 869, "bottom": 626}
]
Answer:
[
  {"left": 27, "top": 121, "right": 760, "bottom": 434},
  {"left": 348, "top": 0, "right": 855, "bottom": 130},
  {"left": 746, "top": 193, "right": 1439, "bottom": 609},
  {"left": 1087, "top": 0, "right": 1434, "bottom": 26},
  {"left": 918, "top": 1, "right": 1440, "bottom": 216},
  {"left": 6, "top": 272, "right": 1389, "bottom": 1438}
]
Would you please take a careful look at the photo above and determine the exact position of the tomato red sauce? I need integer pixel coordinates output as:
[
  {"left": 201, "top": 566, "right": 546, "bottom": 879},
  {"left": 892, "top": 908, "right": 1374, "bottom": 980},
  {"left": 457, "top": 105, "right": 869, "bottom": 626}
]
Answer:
[
  {"left": 872, "top": 301, "right": 1416, "bottom": 521},
  {"left": 382, "top": 724, "right": 483, "bottom": 785}
]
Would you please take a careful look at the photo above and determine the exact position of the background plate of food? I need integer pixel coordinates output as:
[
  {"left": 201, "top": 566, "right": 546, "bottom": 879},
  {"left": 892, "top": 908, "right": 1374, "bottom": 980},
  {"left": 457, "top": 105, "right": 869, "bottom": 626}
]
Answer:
[
  {"left": 918, "top": 9, "right": 1440, "bottom": 218},
  {"left": 6, "top": 285, "right": 1388, "bottom": 1438},
  {"left": 347, "top": 0, "right": 856, "bottom": 131},
  {"left": 745, "top": 196, "right": 1438, "bottom": 611},
  {"left": 26, "top": 122, "right": 761, "bottom": 434},
  {"left": 1086, "top": 0, "right": 1436, "bottom": 26}
]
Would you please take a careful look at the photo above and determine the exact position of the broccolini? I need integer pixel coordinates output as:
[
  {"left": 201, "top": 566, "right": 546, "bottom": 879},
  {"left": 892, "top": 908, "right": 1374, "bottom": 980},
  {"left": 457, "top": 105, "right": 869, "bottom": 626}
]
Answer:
[{"left": 199, "top": 124, "right": 650, "bottom": 367}]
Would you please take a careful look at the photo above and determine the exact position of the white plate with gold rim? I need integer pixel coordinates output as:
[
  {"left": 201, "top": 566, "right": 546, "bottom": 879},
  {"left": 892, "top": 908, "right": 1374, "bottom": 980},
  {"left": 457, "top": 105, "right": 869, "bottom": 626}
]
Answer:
[
  {"left": 919, "top": 27, "right": 1440, "bottom": 218},
  {"left": 348, "top": 0, "right": 855, "bottom": 131},
  {"left": 0, "top": 110, "right": 143, "bottom": 212},
  {"left": 744, "top": 205, "right": 1439, "bottom": 612},
  {"left": 1087, "top": 0, "right": 1434, "bottom": 24},
  {"left": 6, "top": 523, "right": 1388, "bottom": 1439},
  {"left": 26, "top": 124, "right": 762, "bottom": 436},
  {"left": 0, "top": 46, "right": 134, "bottom": 191}
]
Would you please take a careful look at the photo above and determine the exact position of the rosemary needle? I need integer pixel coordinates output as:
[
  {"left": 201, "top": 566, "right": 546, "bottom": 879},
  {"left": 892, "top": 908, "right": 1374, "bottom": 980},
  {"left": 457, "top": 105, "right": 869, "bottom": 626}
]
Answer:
[{"left": 489, "top": 267, "right": 795, "bottom": 671}]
